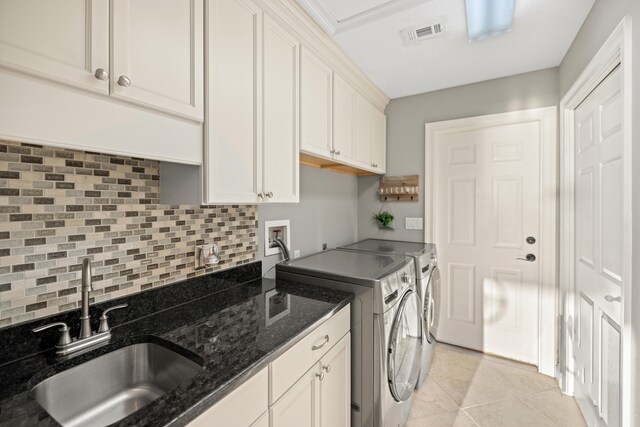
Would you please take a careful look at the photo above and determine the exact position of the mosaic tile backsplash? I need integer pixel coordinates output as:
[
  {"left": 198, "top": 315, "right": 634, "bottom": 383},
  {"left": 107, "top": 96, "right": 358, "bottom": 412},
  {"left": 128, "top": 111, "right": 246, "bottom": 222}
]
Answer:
[{"left": 0, "top": 141, "right": 258, "bottom": 328}]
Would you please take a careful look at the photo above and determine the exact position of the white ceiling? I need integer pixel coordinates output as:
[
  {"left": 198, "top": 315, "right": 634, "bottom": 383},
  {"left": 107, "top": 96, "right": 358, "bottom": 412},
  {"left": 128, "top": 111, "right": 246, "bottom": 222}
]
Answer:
[{"left": 296, "top": 0, "right": 595, "bottom": 98}]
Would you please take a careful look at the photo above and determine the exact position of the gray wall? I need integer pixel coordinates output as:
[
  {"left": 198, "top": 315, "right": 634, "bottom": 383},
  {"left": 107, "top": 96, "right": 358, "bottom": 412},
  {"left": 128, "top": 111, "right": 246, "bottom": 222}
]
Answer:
[
  {"left": 358, "top": 67, "right": 560, "bottom": 242},
  {"left": 558, "top": 0, "right": 640, "bottom": 422},
  {"left": 258, "top": 165, "right": 358, "bottom": 276}
]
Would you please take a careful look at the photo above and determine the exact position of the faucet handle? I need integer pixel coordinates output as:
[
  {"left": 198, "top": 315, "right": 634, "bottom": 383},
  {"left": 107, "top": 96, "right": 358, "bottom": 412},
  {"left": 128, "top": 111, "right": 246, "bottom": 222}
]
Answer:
[
  {"left": 98, "top": 304, "right": 128, "bottom": 333},
  {"left": 33, "top": 322, "right": 72, "bottom": 347}
]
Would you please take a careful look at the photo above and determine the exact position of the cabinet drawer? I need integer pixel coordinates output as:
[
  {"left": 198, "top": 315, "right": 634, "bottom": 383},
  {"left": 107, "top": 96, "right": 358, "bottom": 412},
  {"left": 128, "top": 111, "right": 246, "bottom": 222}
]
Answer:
[
  {"left": 269, "top": 305, "right": 350, "bottom": 404},
  {"left": 188, "top": 367, "right": 268, "bottom": 427}
]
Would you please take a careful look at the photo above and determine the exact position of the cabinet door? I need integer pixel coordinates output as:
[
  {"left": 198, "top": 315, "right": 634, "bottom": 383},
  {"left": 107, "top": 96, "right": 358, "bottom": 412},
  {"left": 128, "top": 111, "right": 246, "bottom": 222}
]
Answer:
[
  {"left": 271, "top": 363, "right": 321, "bottom": 427},
  {"left": 112, "top": 0, "right": 203, "bottom": 121},
  {"left": 262, "top": 14, "right": 299, "bottom": 203},
  {"left": 354, "top": 93, "right": 372, "bottom": 169},
  {"left": 370, "top": 107, "right": 386, "bottom": 173},
  {"left": 0, "top": 0, "right": 109, "bottom": 93},
  {"left": 332, "top": 74, "right": 356, "bottom": 164},
  {"left": 300, "top": 48, "right": 332, "bottom": 159},
  {"left": 204, "top": 0, "right": 262, "bottom": 204},
  {"left": 319, "top": 333, "right": 351, "bottom": 427}
]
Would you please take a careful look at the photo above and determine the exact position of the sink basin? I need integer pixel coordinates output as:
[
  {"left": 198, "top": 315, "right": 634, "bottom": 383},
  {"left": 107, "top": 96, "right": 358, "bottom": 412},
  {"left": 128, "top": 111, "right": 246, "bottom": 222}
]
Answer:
[{"left": 32, "top": 342, "right": 202, "bottom": 427}]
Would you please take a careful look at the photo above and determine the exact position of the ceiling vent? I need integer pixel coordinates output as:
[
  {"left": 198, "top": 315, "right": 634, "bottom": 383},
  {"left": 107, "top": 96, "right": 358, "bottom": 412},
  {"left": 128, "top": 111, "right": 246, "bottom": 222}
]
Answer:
[{"left": 402, "top": 22, "right": 446, "bottom": 44}]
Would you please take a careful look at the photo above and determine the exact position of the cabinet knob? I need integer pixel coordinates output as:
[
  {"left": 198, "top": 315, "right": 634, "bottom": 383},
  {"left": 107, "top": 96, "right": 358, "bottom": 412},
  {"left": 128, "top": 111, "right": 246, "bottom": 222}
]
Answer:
[
  {"left": 94, "top": 68, "right": 109, "bottom": 81},
  {"left": 330, "top": 149, "right": 335, "bottom": 154},
  {"left": 117, "top": 75, "right": 131, "bottom": 87},
  {"left": 335, "top": 150, "right": 341, "bottom": 156},
  {"left": 323, "top": 364, "right": 331, "bottom": 373},
  {"left": 257, "top": 192, "right": 265, "bottom": 198},
  {"left": 316, "top": 372, "right": 325, "bottom": 381},
  {"left": 266, "top": 192, "right": 273, "bottom": 198}
]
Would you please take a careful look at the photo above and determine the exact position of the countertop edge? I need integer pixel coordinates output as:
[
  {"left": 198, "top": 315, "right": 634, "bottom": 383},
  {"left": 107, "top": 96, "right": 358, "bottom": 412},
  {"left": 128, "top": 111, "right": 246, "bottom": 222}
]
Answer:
[{"left": 168, "top": 297, "right": 352, "bottom": 427}]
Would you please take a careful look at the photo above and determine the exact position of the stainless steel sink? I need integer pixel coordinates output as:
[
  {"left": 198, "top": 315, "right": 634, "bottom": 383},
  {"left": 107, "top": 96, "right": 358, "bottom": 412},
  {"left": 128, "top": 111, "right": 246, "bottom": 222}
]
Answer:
[{"left": 32, "top": 342, "right": 202, "bottom": 427}]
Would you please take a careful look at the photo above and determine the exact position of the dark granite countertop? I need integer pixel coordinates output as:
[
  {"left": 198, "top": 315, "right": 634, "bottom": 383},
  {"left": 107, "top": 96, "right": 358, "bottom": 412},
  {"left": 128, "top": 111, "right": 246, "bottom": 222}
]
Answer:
[{"left": 0, "top": 264, "right": 353, "bottom": 427}]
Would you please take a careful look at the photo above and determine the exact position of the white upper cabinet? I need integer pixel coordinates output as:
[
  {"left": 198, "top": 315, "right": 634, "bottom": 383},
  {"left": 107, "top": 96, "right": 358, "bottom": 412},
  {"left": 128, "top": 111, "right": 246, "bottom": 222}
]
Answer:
[
  {"left": 111, "top": 0, "right": 203, "bottom": 121},
  {"left": 332, "top": 73, "right": 356, "bottom": 164},
  {"left": 0, "top": 0, "right": 109, "bottom": 94},
  {"left": 261, "top": 14, "right": 300, "bottom": 204},
  {"left": 203, "top": 2, "right": 299, "bottom": 205},
  {"left": 300, "top": 47, "right": 333, "bottom": 159},
  {"left": 371, "top": 107, "right": 387, "bottom": 173},
  {"left": 354, "top": 93, "right": 372, "bottom": 169},
  {"left": 205, "top": 0, "right": 262, "bottom": 204},
  {"left": 0, "top": 0, "right": 203, "bottom": 121},
  {"left": 355, "top": 93, "right": 386, "bottom": 173}
]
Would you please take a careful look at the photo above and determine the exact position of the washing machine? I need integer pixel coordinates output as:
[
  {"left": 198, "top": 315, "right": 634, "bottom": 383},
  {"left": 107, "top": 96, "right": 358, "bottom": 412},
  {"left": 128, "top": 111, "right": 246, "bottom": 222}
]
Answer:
[
  {"left": 339, "top": 239, "right": 440, "bottom": 389},
  {"left": 276, "top": 249, "right": 422, "bottom": 427}
]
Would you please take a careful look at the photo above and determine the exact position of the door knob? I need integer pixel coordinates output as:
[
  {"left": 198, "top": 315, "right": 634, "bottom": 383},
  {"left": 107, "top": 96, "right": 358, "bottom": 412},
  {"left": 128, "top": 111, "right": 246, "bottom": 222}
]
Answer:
[
  {"left": 117, "top": 75, "right": 131, "bottom": 87},
  {"left": 526, "top": 236, "right": 536, "bottom": 244},
  {"left": 323, "top": 364, "right": 331, "bottom": 373},
  {"left": 516, "top": 254, "right": 536, "bottom": 262},
  {"left": 316, "top": 372, "right": 325, "bottom": 381},
  {"left": 94, "top": 68, "right": 109, "bottom": 81},
  {"left": 266, "top": 192, "right": 273, "bottom": 198},
  {"left": 604, "top": 295, "right": 621, "bottom": 303},
  {"left": 257, "top": 192, "right": 265, "bottom": 198},
  {"left": 335, "top": 150, "right": 341, "bottom": 156}
]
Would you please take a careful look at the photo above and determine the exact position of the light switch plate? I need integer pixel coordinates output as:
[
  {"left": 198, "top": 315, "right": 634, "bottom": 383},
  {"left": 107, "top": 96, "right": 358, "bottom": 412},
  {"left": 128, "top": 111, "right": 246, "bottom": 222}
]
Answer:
[{"left": 405, "top": 217, "right": 423, "bottom": 230}]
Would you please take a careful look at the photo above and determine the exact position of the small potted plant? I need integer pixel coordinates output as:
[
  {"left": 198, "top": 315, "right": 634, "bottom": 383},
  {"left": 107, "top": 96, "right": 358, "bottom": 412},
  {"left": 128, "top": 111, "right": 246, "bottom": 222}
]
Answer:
[{"left": 372, "top": 211, "right": 394, "bottom": 230}]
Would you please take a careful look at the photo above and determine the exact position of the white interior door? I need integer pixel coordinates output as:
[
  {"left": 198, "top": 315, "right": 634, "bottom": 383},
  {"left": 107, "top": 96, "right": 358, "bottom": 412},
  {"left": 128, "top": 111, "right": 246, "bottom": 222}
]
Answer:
[
  {"left": 572, "top": 66, "right": 623, "bottom": 427},
  {"left": 432, "top": 112, "right": 550, "bottom": 365},
  {"left": 0, "top": 0, "right": 109, "bottom": 93}
]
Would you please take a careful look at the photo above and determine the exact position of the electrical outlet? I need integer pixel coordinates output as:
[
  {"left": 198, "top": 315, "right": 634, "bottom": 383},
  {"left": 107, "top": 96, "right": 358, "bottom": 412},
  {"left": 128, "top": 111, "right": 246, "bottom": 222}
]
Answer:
[
  {"left": 293, "top": 250, "right": 301, "bottom": 259},
  {"left": 405, "top": 217, "right": 423, "bottom": 230}
]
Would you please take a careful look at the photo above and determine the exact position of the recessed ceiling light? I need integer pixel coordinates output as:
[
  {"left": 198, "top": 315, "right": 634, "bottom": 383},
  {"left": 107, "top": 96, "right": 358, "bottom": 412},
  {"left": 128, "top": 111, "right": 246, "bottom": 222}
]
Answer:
[{"left": 464, "top": 0, "right": 515, "bottom": 42}]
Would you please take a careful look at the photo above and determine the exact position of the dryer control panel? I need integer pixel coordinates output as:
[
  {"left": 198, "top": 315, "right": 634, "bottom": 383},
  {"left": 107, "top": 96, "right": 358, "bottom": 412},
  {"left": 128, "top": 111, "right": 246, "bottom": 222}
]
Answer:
[{"left": 378, "top": 259, "right": 416, "bottom": 313}]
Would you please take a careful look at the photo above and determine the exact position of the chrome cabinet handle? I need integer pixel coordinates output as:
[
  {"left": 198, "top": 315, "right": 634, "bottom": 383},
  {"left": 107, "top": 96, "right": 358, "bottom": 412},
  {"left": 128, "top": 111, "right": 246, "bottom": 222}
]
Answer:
[
  {"left": 94, "top": 68, "right": 109, "bottom": 81},
  {"left": 257, "top": 192, "right": 265, "bottom": 198},
  {"left": 117, "top": 75, "right": 131, "bottom": 87},
  {"left": 312, "top": 335, "right": 329, "bottom": 351},
  {"left": 516, "top": 254, "right": 536, "bottom": 262},
  {"left": 316, "top": 371, "right": 325, "bottom": 381},
  {"left": 32, "top": 322, "right": 72, "bottom": 347},
  {"left": 604, "top": 295, "right": 621, "bottom": 303},
  {"left": 330, "top": 149, "right": 335, "bottom": 154},
  {"left": 98, "top": 303, "right": 128, "bottom": 333},
  {"left": 323, "top": 364, "right": 331, "bottom": 373},
  {"left": 266, "top": 192, "right": 273, "bottom": 198}
]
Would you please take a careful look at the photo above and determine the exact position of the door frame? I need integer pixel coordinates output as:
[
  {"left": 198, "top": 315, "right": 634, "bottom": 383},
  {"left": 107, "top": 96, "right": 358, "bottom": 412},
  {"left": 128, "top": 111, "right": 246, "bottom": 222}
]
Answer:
[
  {"left": 558, "top": 15, "right": 633, "bottom": 423},
  {"left": 424, "top": 106, "right": 558, "bottom": 376}
]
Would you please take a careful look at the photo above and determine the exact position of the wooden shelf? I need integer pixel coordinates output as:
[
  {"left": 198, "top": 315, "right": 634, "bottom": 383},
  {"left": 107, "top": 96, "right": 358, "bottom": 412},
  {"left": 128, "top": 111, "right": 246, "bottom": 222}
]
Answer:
[{"left": 299, "top": 152, "right": 379, "bottom": 176}]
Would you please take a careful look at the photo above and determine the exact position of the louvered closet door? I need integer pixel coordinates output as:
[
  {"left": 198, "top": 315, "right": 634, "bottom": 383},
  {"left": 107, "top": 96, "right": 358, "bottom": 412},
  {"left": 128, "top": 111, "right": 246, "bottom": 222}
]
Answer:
[{"left": 573, "top": 65, "right": 623, "bottom": 427}]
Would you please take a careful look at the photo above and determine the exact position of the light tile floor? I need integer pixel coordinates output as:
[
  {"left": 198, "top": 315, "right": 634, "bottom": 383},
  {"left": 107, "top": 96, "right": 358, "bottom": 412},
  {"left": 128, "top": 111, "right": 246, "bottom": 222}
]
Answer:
[{"left": 408, "top": 344, "right": 586, "bottom": 427}]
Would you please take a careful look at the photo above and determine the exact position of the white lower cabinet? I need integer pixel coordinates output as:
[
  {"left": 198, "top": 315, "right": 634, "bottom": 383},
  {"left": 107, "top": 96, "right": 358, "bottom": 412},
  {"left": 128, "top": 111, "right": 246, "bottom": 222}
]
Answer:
[
  {"left": 270, "top": 363, "right": 321, "bottom": 427},
  {"left": 188, "top": 368, "right": 268, "bottom": 427},
  {"left": 271, "top": 333, "right": 351, "bottom": 427}
]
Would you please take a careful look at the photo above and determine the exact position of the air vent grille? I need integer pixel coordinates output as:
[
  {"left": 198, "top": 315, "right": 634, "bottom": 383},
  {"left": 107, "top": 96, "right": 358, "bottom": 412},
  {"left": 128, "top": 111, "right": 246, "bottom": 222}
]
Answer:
[{"left": 402, "top": 22, "right": 446, "bottom": 44}]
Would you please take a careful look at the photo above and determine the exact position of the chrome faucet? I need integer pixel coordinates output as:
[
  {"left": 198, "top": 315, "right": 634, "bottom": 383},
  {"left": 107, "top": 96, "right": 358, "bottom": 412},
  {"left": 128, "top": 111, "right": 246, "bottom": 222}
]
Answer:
[
  {"left": 269, "top": 237, "right": 290, "bottom": 261},
  {"left": 79, "top": 258, "right": 93, "bottom": 339},
  {"left": 33, "top": 257, "right": 128, "bottom": 356}
]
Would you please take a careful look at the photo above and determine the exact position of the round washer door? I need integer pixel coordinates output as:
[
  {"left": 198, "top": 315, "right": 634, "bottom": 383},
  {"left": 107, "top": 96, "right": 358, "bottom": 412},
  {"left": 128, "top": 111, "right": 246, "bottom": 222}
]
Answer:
[
  {"left": 388, "top": 289, "right": 422, "bottom": 402},
  {"left": 428, "top": 266, "right": 441, "bottom": 338}
]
